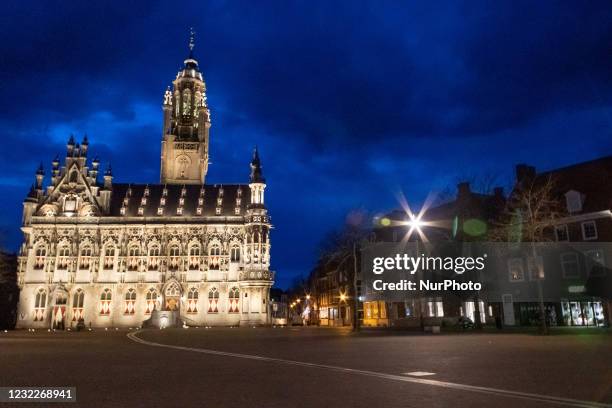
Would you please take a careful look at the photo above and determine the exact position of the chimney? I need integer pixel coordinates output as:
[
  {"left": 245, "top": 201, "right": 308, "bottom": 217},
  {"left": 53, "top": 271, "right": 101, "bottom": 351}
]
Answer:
[
  {"left": 516, "top": 164, "right": 536, "bottom": 185},
  {"left": 457, "top": 182, "right": 471, "bottom": 200}
]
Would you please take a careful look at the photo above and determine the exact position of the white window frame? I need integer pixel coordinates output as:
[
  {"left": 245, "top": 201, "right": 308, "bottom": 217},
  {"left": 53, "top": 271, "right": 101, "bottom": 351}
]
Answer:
[
  {"left": 561, "top": 252, "right": 580, "bottom": 279},
  {"left": 507, "top": 258, "right": 524, "bottom": 282},
  {"left": 585, "top": 249, "right": 605, "bottom": 277},
  {"left": 555, "top": 224, "right": 569, "bottom": 242},
  {"left": 527, "top": 256, "right": 544, "bottom": 281},
  {"left": 581, "top": 221, "right": 598, "bottom": 241}
]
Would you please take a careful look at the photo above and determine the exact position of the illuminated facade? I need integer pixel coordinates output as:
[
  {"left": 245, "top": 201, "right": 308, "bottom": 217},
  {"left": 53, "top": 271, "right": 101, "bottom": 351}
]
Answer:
[{"left": 16, "top": 37, "right": 274, "bottom": 329}]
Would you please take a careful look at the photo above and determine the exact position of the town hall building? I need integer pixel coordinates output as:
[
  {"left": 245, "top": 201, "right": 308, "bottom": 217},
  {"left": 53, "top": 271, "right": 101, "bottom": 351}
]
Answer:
[{"left": 15, "top": 36, "right": 274, "bottom": 329}]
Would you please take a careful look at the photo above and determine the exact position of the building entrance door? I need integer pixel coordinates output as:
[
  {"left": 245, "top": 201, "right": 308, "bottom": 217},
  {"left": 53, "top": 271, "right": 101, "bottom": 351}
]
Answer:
[{"left": 164, "top": 282, "right": 181, "bottom": 311}]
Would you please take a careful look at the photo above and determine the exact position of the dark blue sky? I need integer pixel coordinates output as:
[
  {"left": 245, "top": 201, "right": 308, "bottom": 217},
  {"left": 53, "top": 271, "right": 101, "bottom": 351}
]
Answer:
[{"left": 1, "top": 1, "right": 611, "bottom": 288}]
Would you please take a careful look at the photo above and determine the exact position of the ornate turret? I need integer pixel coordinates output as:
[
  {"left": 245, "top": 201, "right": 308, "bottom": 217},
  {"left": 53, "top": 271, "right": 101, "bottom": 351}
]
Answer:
[
  {"left": 66, "top": 134, "right": 75, "bottom": 156},
  {"left": 103, "top": 164, "right": 113, "bottom": 189},
  {"left": 81, "top": 135, "right": 89, "bottom": 156},
  {"left": 35, "top": 163, "right": 44, "bottom": 189},
  {"left": 160, "top": 29, "right": 211, "bottom": 185},
  {"left": 248, "top": 147, "right": 267, "bottom": 209},
  {"left": 249, "top": 147, "right": 265, "bottom": 184}
]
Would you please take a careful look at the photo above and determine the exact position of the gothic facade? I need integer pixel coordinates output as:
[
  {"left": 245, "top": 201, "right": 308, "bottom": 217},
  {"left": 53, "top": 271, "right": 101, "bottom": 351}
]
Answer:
[{"left": 16, "top": 38, "right": 273, "bottom": 329}]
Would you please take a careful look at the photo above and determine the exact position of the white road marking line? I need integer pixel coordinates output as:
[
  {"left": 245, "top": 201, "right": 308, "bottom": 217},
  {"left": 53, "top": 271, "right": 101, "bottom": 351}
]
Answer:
[
  {"left": 127, "top": 330, "right": 612, "bottom": 408},
  {"left": 404, "top": 371, "right": 436, "bottom": 377}
]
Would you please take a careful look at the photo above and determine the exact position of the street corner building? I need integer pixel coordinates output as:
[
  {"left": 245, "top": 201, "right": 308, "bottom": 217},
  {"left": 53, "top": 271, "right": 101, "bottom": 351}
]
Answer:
[{"left": 15, "top": 40, "right": 274, "bottom": 330}]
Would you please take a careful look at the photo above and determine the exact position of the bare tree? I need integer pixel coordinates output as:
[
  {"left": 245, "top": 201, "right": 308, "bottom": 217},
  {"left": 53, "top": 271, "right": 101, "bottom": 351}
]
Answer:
[{"left": 490, "top": 175, "right": 565, "bottom": 334}]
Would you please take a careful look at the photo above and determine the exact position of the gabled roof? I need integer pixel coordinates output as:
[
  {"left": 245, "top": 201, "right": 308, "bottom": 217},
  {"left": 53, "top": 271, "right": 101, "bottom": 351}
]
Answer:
[{"left": 534, "top": 156, "right": 612, "bottom": 213}]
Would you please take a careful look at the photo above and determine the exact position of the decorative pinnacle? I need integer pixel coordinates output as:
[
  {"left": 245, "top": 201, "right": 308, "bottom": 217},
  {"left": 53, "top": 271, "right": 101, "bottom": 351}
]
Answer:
[{"left": 36, "top": 162, "right": 44, "bottom": 176}]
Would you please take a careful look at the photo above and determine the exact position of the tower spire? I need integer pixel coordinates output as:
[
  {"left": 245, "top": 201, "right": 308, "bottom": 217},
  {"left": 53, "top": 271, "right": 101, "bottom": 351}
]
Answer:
[{"left": 250, "top": 146, "right": 265, "bottom": 183}]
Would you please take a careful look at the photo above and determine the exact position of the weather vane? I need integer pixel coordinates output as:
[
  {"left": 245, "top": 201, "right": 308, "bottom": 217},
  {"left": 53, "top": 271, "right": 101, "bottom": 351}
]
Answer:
[{"left": 189, "top": 27, "right": 195, "bottom": 53}]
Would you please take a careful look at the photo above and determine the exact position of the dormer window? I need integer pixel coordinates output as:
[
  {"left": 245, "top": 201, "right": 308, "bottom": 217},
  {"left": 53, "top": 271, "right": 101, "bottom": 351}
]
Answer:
[
  {"left": 217, "top": 198, "right": 223, "bottom": 206},
  {"left": 237, "top": 189, "right": 242, "bottom": 197},
  {"left": 198, "top": 198, "right": 204, "bottom": 206},
  {"left": 179, "top": 198, "right": 185, "bottom": 206},
  {"left": 123, "top": 198, "right": 129, "bottom": 205},
  {"left": 215, "top": 207, "right": 221, "bottom": 215},
  {"left": 144, "top": 187, "right": 150, "bottom": 196},
  {"left": 565, "top": 190, "right": 583, "bottom": 213},
  {"left": 181, "top": 187, "right": 187, "bottom": 197},
  {"left": 236, "top": 198, "right": 241, "bottom": 205},
  {"left": 177, "top": 207, "right": 183, "bottom": 215},
  {"left": 199, "top": 188, "right": 205, "bottom": 197},
  {"left": 196, "top": 207, "right": 202, "bottom": 215},
  {"left": 162, "top": 188, "right": 168, "bottom": 197},
  {"left": 160, "top": 197, "right": 166, "bottom": 206},
  {"left": 137, "top": 207, "right": 144, "bottom": 215},
  {"left": 219, "top": 188, "right": 224, "bottom": 197},
  {"left": 234, "top": 207, "right": 241, "bottom": 215},
  {"left": 120, "top": 207, "right": 126, "bottom": 216},
  {"left": 141, "top": 197, "right": 147, "bottom": 205},
  {"left": 127, "top": 188, "right": 132, "bottom": 197},
  {"left": 157, "top": 207, "right": 164, "bottom": 215}
]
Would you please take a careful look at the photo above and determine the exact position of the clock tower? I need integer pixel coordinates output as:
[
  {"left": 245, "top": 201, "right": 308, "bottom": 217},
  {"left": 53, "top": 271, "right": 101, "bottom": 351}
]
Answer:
[{"left": 160, "top": 29, "right": 211, "bottom": 184}]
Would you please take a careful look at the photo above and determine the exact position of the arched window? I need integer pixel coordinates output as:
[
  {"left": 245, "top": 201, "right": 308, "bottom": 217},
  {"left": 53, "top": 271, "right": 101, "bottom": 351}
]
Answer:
[
  {"left": 230, "top": 245, "right": 240, "bottom": 263},
  {"left": 174, "top": 91, "right": 180, "bottom": 116},
  {"left": 34, "top": 245, "right": 47, "bottom": 269},
  {"left": 145, "top": 289, "right": 157, "bottom": 314},
  {"left": 188, "top": 245, "right": 200, "bottom": 270},
  {"left": 103, "top": 245, "right": 115, "bottom": 269},
  {"left": 99, "top": 289, "right": 112, "bottom": 315},
  {"left": 128, "top": 245, "right": 140, "bottom": 271},
  {"left": 148, "top": 245, "right": 161, "bottom": 270},
  {"left": 177, "top": 156, "right": 189, "bottom": 179},
  {"left": 72, "top": 289, "right": 84, "bottom": 321},
  {"left": 124, "top": 289, "right": 136, "bottom": 315},
  {"left": 187, "top": 288, "right": 198, "bottom": 314},
  {"left": 208, "top": 287, "right": 219, "bottom": 313},
  {"left": 182, "top": 89, "right": 191, "bottom": 116},
  {"left": 229, "top": 287, "right": 239, "bottom": 313},
  {"left": 57, "top": 246, "right": 70, "bottom": 269},
  {"left": 168, "top": 245, "right": 180, "bottom": 271},
  {"left": 209, "top": 244, "right": 220, "bottom": 270},
  {"left": 79, "top": 246, "right": 92, "bottom": 269},
  {"left": 33, "top": 288, "right": 47, "bottom": 321}
]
